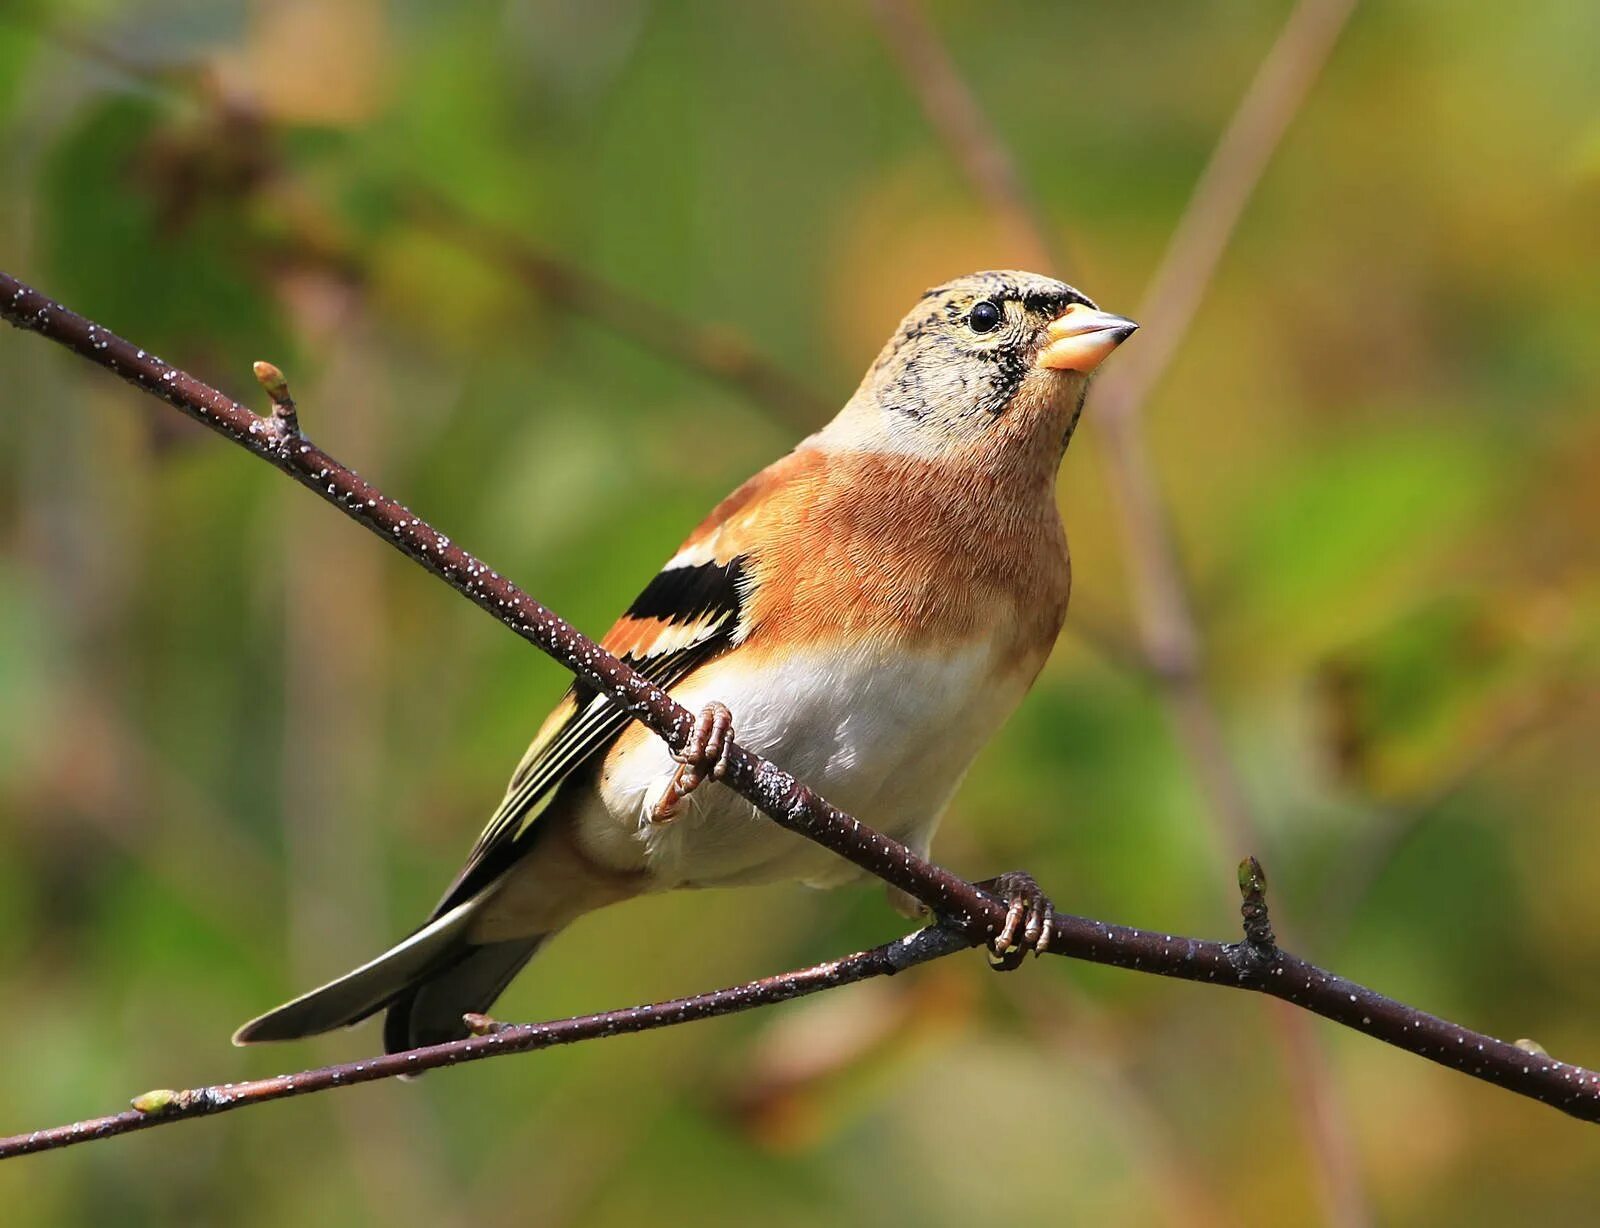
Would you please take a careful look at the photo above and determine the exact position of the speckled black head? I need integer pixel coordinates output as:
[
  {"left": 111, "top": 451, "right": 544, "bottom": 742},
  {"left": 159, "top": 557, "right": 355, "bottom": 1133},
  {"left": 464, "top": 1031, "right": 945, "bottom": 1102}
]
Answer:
[{"left": 867, "top": 270, "right": 1098, "bottom": 423}]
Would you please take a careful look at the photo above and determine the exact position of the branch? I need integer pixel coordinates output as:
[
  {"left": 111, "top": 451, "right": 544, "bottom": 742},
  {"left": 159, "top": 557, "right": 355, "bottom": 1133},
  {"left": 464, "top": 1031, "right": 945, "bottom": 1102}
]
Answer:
[
  {"left": 404, "top": 192, "right": 830, "bottom": 432},
  {"left": 21, "top": 21, "right": 833, "bottom": 432},
  {"left": 3, "top": 271, "right": 1598, "bottom": 1160},
  {"left": 865, "top": 0, "right": 1072, "bottom": 274},
  {"left": 1055, "top": 14, "right": 1368, "bottom": 1205},
  {"left": 0, "top": 270, "right": 1005, "bottom": 933},
  {"left": 0, "top": 926, "right": 972, "bottom": 1159},
  {"left": 1091, "top": 0, "right": 1361, "bottom": 748},
  {"left": 3, "top": 843, "right": 1596, "bottom": 1159},
  {"left": 1092, "top": 0, "right": 1361, "bottom": 438}
]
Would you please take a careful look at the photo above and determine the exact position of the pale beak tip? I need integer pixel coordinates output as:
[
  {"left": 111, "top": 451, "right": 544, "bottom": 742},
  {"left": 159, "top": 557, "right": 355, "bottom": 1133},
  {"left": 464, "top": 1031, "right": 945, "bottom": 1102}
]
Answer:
[{"left": 1036, "top": 307, "right": 1140, "bottom": 373}]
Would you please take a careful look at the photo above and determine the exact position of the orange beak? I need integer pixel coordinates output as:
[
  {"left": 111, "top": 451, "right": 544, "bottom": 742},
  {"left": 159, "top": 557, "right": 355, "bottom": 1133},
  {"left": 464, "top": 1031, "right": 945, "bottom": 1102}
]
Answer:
[{"left": 1036, "top": 303, "right": 1139, "bottom": 373}]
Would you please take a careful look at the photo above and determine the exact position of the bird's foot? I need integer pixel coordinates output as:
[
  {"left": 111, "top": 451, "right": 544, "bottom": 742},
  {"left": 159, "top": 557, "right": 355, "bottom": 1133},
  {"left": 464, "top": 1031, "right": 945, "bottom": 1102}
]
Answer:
[
  {"left": 976, "top": 871, "right": 1054, "bottom": 971},
  {"left": 650, "top": 701, "right": 735, "bottom": 825}
]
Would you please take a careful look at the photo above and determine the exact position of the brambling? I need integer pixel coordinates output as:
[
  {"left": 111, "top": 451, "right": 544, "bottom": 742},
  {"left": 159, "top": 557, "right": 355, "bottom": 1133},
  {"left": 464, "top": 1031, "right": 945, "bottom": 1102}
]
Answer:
[{"left": 236, "top": 271, "right": 1137, "bottom": 1052}]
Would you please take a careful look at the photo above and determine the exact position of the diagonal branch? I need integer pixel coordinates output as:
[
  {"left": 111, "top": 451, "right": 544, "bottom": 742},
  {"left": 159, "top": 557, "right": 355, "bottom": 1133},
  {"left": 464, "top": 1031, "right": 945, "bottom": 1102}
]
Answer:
[
  {"left": 3, "top": 844, "right": 1597, "bottom": 1159},
  {"left": 2, "top": 272, "right": 1598, "bottom": 1162},
  {"left": 19, "top": 21, "right": 833, "bottom": 431},
  {"left": 0, "top": 926, "right": 971, "bottom": 1160},
  {"left": 1093, "top": 0, "right": 1361, "bottom": 436},
  {"left": 1068, "top": 5, "right": 1365, "bottom": 1205},
  {"left": 1088, "top": 0, "right": 1362, "bottom": 830},
  {"left": 404, "top": 192, "right": 830, "bottom": 432},
  {"left": 0, "top": 269, "right": 1005, "bottom": 934},
  {"left": 865, "top": 0, "right": 1073, "bottom": 274}
]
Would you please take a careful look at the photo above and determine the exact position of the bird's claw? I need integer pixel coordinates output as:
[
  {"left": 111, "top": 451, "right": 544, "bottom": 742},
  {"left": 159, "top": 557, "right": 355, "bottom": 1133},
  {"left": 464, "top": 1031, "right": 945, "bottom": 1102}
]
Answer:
[
  {"left": 650, "top": 702, "right": 734, "bottom": 824},
  {"left": 674, "top": 700, "right": 735, "bottom": 786},
  {"left": 977, "top": 871, "right": 1054, "bottom": 971}
]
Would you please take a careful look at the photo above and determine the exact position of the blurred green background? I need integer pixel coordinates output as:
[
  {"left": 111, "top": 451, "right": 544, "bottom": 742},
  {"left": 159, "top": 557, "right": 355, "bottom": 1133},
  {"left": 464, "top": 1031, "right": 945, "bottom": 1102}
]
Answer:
[{"left": 1, "top": 1, "right": 1597, "bottom": 1224}]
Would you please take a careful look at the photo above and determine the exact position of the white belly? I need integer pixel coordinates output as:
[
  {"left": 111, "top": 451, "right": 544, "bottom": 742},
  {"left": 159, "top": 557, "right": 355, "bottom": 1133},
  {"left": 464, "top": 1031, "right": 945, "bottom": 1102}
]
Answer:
[{"left": 578, "top": 638, "right": 1032, "bottom": 890}]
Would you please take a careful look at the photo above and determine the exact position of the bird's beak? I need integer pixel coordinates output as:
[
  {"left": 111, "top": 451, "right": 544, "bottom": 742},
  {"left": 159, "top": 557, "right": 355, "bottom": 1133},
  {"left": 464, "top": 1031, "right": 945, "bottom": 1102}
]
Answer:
[{"left": 1036, "top": 304, "right": 1140, "bottom": 373}]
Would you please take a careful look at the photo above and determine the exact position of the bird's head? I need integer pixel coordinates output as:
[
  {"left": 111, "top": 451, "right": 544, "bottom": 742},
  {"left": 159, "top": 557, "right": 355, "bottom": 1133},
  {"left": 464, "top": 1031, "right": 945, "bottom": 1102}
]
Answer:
[{"left": 825, "top": 270, "right": 1136, "bottom": 469}]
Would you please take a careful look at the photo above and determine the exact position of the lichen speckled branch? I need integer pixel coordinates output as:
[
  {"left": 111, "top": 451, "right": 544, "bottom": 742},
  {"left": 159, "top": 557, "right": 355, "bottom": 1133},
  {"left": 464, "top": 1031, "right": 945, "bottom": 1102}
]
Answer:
[
  {"left": 0, "top": 270, "right": 1009, "bottom": 936},
  {"left": 2, "top": 271, "right": 1597, "bottom": 1162},
  {"left": 0, "top": 926, "right": 974, "bottom": 1158}
]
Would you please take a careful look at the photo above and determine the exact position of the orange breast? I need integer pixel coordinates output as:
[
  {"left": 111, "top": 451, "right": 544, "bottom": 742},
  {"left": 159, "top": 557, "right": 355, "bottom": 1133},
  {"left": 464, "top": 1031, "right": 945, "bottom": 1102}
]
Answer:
[{"left": 714, "top": 447, "right": 1071, "bottom": 664}]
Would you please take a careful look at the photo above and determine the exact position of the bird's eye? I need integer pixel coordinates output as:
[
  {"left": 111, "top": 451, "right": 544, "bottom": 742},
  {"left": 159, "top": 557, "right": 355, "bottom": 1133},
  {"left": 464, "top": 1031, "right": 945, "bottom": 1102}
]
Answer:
[{"left": 968, "top": 300, "right": 1002, "bottom": 334}]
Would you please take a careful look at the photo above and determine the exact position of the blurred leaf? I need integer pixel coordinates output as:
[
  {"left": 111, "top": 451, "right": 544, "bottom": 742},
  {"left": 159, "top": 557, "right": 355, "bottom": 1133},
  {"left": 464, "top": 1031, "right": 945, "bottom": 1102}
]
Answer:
[
  {"left": 39, "top": 95, "right": 290, "bottom": 370},
  {"left": 1315, "top": 592, "right": 1520, "bottom": 797},
  {"left": 0, "top": 15, "right": 42, "bottom": 122},
  {"left": 0, "top": 562, "right": 59, "bottom": 789},
  {"left": 1219, "top": 427, "right": 1498, "bottom": 659}
]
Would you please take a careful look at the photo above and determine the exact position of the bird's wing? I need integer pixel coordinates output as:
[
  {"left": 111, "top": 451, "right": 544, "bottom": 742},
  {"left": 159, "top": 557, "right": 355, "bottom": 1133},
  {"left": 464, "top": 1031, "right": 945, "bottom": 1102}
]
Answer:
[
  {"left": 430, "top": 553, "right": 752, "bottom": 915},
  {"left": 428, "top": 445, "right": 828, "bottom": 918}
]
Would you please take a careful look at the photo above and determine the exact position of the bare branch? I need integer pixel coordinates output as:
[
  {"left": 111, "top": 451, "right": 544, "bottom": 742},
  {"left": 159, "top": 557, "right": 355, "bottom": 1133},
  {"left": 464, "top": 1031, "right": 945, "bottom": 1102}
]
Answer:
[
  {"left": 865, "top": 0, "right": 1072, "bottom": 274},
  {"left": 1093, "top": 0, "right": 1361, "bottom": 437},
  {"left": 3, "top": 271, "right": 1598, "bottom": 1162},
  {"left": 20, "top": 21, "right": 833, "bottom": 432},
  {"left": 3, "top": 837, "right": 1598, "bottom": 1159},
  {"left": 0, "top": 926, "right": 971, "bottom": 1159},
  {"left": 404, "top": 192, "right": 830, "bottom": 432},
  {"left": 1091, "top": 0, "right": 1360, "bottom": 720},
  {"left": 0, "top": 269, "right": 1003, "bottom": 934}
]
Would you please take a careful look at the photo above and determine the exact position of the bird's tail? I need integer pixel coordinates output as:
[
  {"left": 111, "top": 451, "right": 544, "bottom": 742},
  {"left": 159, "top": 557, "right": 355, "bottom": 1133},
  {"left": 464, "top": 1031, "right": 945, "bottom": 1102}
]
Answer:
[
  {"left": 382, "top": 935, "right": 543, "bottom": 1054},
  {"left": 233, "top": 892, "right": 546, "bottom": 1053}
]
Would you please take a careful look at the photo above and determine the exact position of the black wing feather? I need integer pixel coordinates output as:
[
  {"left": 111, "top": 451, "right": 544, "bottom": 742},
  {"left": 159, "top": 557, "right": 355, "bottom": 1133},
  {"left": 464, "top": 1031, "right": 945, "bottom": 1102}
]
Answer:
[{"left": 623, "top": 558, "right": 744, "bottom": 623}]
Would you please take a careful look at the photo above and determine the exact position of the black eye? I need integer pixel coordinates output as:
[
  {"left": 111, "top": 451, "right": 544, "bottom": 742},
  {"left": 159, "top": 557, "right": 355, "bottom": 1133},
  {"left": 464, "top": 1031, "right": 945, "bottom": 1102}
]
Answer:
[{"left": 968, "top": 300, "right": 1002, "bottom": 334}]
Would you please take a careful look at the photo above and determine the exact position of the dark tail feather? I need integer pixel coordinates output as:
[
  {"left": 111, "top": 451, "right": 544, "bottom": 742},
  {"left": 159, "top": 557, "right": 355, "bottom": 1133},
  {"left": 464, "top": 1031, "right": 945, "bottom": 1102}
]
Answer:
[
  {"left": 234, "top": 894, "right": 486, "bottom": 1045},
  {"left": 383, "top": 935, "right": 546, "bottom": 1055}
]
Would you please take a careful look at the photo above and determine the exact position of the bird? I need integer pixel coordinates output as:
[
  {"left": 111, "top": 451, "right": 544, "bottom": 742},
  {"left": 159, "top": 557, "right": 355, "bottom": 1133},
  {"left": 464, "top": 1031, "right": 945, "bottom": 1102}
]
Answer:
[{"left": 234, "top": 270, "right": 1137, "bottom": 1053}]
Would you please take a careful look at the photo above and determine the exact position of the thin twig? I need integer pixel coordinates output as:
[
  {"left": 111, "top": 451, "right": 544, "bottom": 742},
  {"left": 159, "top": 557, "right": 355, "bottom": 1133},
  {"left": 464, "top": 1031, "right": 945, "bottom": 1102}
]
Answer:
[
  {"left": 405, "top": 192, "right": 830, "bottom": 431},
  {"left": 3, "top": 272, "right": 1598, "bottom": 1161},
  {"left": 6, "top": 846, "right": 1600, "bottom": 1158},
  {"left": 1083, "top": 9, "right": 1368, "bottom": 1221},
  {"left": 17, "top": 21, "right": 833, "bottom": 432},
  {"left": 0, "top": 926, "right": 971, "bottom": 1159},
  {"left": 1093, "top": 0, "right": 1361, "bottom": 437},
  {"left": 1091, "top": 0, "right": 1360, "bottom": 717},
  {"left": 865, "top": 0, "right": 1072, "bottom": 274}
]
